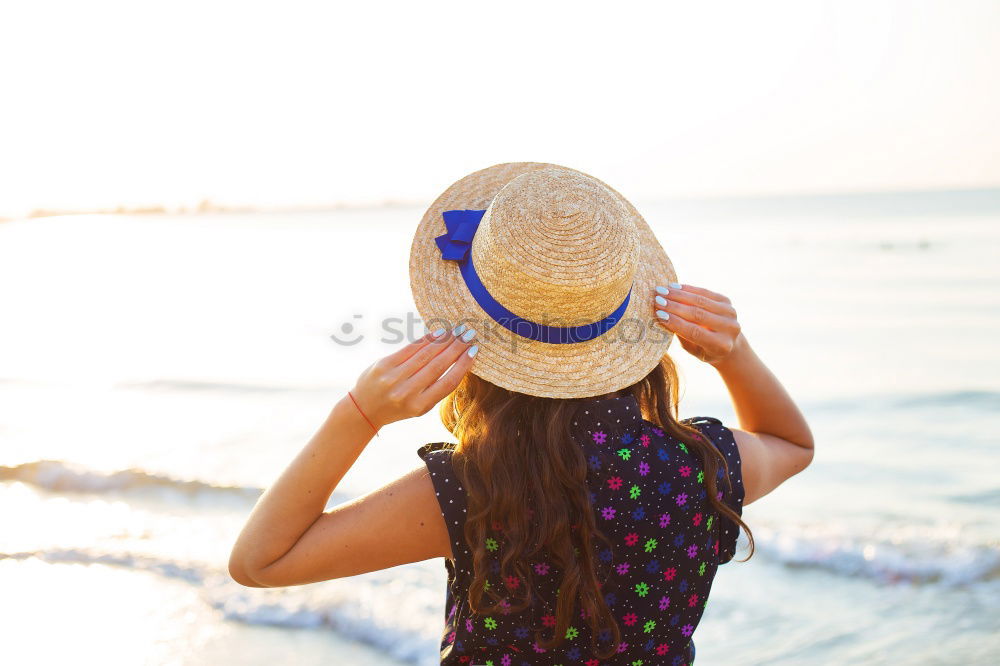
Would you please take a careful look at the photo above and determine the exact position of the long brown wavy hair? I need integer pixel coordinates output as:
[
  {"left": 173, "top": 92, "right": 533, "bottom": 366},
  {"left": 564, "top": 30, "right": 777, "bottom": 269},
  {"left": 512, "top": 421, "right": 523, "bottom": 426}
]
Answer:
[{"left": 439, "top": 355, "right": 754, "bottom": 660}]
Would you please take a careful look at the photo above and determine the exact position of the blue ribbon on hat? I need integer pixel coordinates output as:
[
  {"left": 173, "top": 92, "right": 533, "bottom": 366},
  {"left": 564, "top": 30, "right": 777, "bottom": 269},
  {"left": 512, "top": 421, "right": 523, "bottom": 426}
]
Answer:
[{"left": 434, "top": 209, "right": 632, "bottom": 344}]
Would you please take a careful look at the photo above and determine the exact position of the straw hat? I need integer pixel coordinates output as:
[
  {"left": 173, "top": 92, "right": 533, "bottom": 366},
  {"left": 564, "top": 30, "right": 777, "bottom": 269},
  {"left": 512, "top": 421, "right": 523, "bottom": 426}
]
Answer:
[{"left": 408, "top": 162, "right": 677, "bottom": 399}]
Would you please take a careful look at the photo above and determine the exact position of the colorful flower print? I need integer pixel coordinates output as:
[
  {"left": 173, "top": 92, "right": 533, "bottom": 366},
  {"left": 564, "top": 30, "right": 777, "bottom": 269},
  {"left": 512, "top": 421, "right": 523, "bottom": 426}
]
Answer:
[{"left": 418, "top": 405, "right": 745, "bottom": 666}]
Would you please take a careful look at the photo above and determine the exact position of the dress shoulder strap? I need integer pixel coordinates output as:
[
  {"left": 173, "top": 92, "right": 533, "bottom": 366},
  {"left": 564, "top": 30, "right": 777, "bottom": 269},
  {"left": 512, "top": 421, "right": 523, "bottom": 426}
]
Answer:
[
  {"left": 417, "top": 442, "right": 474, "bottom": 577},
  {"left": 682, "top": 416, "right": 746, "bottom": 563}
]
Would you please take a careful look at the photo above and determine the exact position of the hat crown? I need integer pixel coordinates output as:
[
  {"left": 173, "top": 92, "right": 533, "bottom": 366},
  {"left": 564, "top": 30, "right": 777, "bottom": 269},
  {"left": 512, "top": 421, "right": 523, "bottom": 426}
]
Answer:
[{"left": 471, "top": 168, "right": 640, "bottom": 324}]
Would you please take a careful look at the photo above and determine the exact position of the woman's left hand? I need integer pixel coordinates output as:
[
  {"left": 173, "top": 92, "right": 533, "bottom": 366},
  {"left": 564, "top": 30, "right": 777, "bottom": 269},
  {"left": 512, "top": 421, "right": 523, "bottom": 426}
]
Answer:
[{"left": 350, "top": 325, "right": 479, "bottom": 428}]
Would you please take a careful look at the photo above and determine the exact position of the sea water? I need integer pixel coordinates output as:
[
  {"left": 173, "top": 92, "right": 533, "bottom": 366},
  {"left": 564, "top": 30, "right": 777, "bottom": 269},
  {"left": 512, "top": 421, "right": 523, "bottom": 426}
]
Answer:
[{"left": 1, "top": 192, "right": 998, "bottom": 665}]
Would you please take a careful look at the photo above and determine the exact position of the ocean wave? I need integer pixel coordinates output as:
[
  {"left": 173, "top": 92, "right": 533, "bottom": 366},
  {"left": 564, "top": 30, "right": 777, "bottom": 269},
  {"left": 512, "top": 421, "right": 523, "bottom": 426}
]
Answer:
[
  {"left": 749, "top": 522, "right": 1000, "bottom": 586},
  {"left": 0, "top": 547, "right": 441, "bottom": 665},
  {"left": 6, "top": 462, "right": 999, "bottom": 589},
  {"left": 888, "top": 389, "right": 1000, "bottom": 411},
  {"left": 949, "top": 488, "right": 1000, "bottom": 506},
  {"left": 0, "top": 460, "right": 263, "bottom": 505},
  {"left": 804, "top": 389, "right": 1000, "bottom": 414}
]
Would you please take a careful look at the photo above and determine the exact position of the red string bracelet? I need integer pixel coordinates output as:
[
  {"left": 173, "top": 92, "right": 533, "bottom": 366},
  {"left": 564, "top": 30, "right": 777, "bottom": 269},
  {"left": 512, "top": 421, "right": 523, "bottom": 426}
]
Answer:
[{"left": 347, "top": 391, "right": 380, "bottom": 437}]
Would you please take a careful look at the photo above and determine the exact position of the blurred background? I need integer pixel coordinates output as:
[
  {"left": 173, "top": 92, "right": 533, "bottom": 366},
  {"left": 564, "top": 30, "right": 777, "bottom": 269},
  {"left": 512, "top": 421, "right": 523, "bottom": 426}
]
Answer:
[{"left": 1, "top": 1, "right": 998, "bottom": 664}]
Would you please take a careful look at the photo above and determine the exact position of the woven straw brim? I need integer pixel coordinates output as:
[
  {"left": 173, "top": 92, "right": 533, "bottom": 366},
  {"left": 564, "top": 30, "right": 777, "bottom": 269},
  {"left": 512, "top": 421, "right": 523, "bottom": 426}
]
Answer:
[{"left": 409, "top": 162, "right": 677, "bottom": 399}]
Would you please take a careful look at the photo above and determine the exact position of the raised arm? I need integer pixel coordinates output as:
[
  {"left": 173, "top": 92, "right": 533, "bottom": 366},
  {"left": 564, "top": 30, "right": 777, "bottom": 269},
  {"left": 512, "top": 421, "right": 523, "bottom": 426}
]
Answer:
[
  {"left": 709, "top": 333, "right": 814, "bottom": 504},
  {"left": 228, "top": 328, "right": 478, "bottom": 587},
  {"left": 655, "top": 283, "right": 814, "bottom": 505}
]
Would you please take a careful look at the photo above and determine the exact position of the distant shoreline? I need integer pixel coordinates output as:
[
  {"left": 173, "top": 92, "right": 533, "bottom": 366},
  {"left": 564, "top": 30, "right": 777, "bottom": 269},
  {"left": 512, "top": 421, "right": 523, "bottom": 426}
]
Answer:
[
  {"left": 0, "top": 198, "right": 425, "bottom": 222},
  {"left": 3, "top": 186, "right": 999, "bottom": 223}
]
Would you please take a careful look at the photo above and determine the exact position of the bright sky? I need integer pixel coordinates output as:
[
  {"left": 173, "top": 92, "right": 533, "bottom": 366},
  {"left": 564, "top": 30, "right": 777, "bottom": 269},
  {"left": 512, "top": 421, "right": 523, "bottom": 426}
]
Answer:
[{"left": 1, "top": 0, "right": 998, "bottom": 215}]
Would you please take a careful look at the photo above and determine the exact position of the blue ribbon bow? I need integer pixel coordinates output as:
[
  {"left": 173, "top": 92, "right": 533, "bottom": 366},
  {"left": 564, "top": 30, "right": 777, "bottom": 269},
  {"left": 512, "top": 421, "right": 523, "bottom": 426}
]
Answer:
[
  {"left": 434, "top": 209, "right": 632, "bottom": 344},
  {"left": 434, "top": 209, "right": 482, "bottom": 261}
]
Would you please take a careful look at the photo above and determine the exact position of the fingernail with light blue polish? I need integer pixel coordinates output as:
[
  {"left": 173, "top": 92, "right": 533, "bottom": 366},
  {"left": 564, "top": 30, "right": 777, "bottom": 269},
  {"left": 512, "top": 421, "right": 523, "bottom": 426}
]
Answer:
[
  {"left": 656, "top": 310, "right": 670, "bottom": 320},
  {"left": 431, "top": 328, "right": 446, "bottom": 338},
  {"left": 461, "top": 328, "right": 476, "bottom": 342},
  {"left": 453, "top": 324, "right": 466, "bottom": 336},
  {"left": 655, "top": 286, "right": 669, "bottom": 295},
  {"left": 467, "top": 344, "right": 479, "bottom": 358},
  {"left": 668, "top": 282, "right": 682, "bottom": 289},
  {"left": 655, "top": 295, "right": 667, "bottom": 306}
]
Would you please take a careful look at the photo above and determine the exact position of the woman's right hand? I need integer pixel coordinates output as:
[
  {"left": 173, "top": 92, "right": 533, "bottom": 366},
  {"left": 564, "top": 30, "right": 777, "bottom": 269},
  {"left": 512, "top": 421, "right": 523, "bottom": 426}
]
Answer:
[{"left": 653, "top": 282, "right": 746, "bottom": 366}]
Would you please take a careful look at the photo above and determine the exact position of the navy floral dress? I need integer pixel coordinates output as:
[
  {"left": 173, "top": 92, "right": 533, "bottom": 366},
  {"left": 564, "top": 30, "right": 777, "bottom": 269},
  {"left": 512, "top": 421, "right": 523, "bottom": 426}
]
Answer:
[{"left": 416, "top": 394, "right": 745, "bottom": 665}]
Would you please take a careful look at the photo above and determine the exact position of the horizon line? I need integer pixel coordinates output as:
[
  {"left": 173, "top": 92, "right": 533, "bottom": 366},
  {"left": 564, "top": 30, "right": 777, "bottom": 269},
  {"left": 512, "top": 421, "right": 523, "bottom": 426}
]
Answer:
[{"left": 3, "top": 184, "right": 999, "bottom": 222}]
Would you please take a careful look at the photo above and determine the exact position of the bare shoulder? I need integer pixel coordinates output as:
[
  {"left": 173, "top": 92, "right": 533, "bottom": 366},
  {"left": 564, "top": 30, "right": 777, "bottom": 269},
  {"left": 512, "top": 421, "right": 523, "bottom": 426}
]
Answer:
[{"left": 729, "top": 427, "right": 814, "bottom": 506}]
